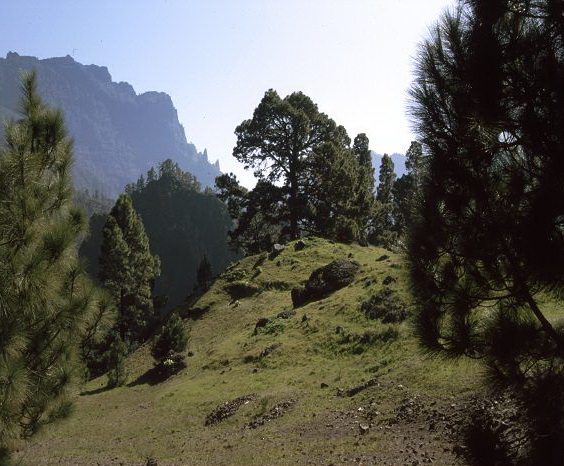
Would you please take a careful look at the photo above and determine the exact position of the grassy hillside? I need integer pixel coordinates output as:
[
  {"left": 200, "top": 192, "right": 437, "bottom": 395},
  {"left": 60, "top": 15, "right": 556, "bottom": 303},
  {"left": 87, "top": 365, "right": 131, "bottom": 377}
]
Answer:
[{"left": 17, "top": 238, "right": 482, "bottom": 465}]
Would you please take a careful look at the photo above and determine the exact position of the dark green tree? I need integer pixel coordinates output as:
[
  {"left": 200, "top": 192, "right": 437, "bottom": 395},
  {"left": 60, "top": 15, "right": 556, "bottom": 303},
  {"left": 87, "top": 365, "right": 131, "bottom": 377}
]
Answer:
[
  {"left": 105, "top": 332, "right": 128, "bottom": 388},
  {"left": 196, "top": 254, "right": 213, "bottom": 290},
  {"left": 409, "top": 0, "right": 564, "bottom": 462},
  {"left": 352, "top": 133, "right": 376, "bottom": 244},
  {"left": 392, "top": 141, "right": 424, "bottom": 237},
  {"left": 376, "top": 153, "right": 395, "bottom": 205},
  {"left": 99, "top": 194, "right": 160, "bottom": 343},
  {"left": 305, "top": 129, "right": 362, "bottom": 242},
  {"left": 151, "top": 313, "right": 188, "bottom": 363},
  {"left": 216, "top": 174, "right": 285, "bottom": 254},
  {"left": 370, "top": 153, "right": 396, "bottom": 245},
  {"left": 0, "top": 72, "right": 110, "bottom": 458},
  {"left": 233, "top": 89, "right": 342, "bottom": 239}
]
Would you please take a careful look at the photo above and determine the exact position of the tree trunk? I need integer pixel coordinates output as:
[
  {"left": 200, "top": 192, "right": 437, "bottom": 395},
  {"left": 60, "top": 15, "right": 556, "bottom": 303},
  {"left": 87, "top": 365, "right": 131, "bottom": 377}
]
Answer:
[{"left": 288, "top": 158, "right": 299, "bottom": 240}]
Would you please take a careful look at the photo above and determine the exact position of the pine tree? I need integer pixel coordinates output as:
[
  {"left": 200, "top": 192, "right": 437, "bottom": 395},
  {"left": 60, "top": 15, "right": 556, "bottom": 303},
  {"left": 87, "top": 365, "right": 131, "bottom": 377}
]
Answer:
[
  {"left": 233, "top": 89, "right": 345, "bottom": 240},
  {"left": 370, "top": 153, "right": 396, "bottom": 245},
  {"left": 352, "top": 133, "right": 376, "bottom": 244},
  {"left": 392, "top": 141, "right": 424, "bottom": 237},
  {"left": 0, "top": 72, "right": 110, "bottom": 458},
  {"left": 151, "top": 313, "right": 188, "bottom": 362},
  {"left": 305, "top": 129, "right": 361, "bottom": 242},
  {"left": 409, "top": 1, "right": 564, "bottom": 461},
  {"left": 196, "top": 255, "right": 212, "bottom": 290},
  {"left": 99, "top": 194, "right": 160, "bottom": 344}
]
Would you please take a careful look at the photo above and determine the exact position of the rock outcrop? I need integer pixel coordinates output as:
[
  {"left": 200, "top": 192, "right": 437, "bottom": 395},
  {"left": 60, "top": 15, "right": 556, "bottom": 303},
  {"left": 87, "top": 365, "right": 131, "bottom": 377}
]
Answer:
[{"left": 291, "top": 258, "right": 360, "bottom": 307}]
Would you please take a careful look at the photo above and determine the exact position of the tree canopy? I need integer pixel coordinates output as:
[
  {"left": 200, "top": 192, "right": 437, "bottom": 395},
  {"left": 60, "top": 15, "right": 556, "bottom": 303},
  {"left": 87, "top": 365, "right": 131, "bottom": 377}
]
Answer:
[
  {"left": 408, "top": 0, "right": 564, "bottom": 461},
  {"left": 0, "top": 72, "right": 111, "bottom": 459},
  {"left": 99, "top": 194, "right": 160, "bottom": 343},
  {"left": 226, "top": 89, "right": 376, "bottom": 249}
]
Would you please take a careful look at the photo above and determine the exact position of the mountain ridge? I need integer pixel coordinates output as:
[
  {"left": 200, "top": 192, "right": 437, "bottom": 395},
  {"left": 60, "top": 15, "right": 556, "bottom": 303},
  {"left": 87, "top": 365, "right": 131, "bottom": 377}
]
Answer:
[{"left": 0, "top": 52, "right": 221, "bottom": 197}]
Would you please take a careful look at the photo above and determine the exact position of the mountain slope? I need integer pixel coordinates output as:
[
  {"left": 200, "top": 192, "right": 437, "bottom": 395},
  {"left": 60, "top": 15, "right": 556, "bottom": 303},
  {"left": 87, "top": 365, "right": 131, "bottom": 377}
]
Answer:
[
  {"left": 17, "top": 238, "right": 481, "bottom": 465},
  {"left": 0, "top": 52, "right": 220, "bottom": 197}
]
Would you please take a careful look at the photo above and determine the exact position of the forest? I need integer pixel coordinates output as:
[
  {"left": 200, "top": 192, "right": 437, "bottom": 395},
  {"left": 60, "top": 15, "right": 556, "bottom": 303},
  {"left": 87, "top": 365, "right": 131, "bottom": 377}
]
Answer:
[{"left": 0, "top": 0, "right": 563, "bottom": 465}]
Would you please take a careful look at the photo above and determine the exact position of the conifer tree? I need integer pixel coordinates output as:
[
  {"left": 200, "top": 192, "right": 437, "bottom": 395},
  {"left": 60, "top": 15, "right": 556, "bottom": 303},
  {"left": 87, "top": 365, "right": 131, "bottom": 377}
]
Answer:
[
  {"left": 305, "top": 129, "right": 361, "bottom": 242},
  {"left": 99, "top": 194, "right": 160, "bottom": 344},
  {"left": 196, "top": 254, "right": 212, "bottom": 290},
  {"left": 0, "top": 72, "right": 110, "bottom": 458},
  {"left": 409, "top": 0, "right": 564, "bottom": 461},
  {"left": 370, "top": 153, "right": 396, "bottom": 245},
  {"left": 352, "top": 133, "right": 376, "bottom": 244},
  {"left": 392, "top": 141, "right": 424, "bottom": 237},
  {"left": 233, "top": 89, "right": 343, "bottom": 239}
]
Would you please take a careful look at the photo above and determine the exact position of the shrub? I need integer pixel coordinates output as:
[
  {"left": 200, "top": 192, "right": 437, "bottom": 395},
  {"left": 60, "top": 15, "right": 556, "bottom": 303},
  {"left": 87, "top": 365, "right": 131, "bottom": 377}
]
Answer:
[
  {"left": 361, "top": 288, "right": 408, "bottom": 323},
  {"left": 106, "top": 334, "right": 128, "bottom": 388},
  {"left": 151, "top": 313, "right": 188, "bottom": 362}
]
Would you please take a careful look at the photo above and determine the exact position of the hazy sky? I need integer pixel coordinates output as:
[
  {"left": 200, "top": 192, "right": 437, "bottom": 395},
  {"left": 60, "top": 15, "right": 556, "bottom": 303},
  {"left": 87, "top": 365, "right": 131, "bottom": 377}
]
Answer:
[{"left": 0, "top": 0, "right": 455, "bottom": 187}]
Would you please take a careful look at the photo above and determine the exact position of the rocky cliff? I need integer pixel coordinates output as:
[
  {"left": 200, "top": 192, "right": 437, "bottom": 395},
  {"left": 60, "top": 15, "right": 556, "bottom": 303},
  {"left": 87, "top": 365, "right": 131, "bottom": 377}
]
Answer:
[{"left": 0, "top": 52, "right": 221, "bottom": 197}]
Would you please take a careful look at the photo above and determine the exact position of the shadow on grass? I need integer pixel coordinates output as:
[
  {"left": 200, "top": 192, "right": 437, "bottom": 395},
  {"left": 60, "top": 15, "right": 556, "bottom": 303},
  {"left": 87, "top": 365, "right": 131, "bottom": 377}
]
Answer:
[
  {"left": 127, "top": 366, "right": 168, "bottom": 387},
  {"left": 80, "top": 385, "right": 110, "bottom": 396}
]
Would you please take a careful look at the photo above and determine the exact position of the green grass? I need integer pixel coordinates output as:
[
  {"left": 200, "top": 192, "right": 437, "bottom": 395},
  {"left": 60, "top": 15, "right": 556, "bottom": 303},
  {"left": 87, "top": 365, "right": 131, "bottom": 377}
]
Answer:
[{"left": 16, "top": 237, "right": 482, "bottom": 465}]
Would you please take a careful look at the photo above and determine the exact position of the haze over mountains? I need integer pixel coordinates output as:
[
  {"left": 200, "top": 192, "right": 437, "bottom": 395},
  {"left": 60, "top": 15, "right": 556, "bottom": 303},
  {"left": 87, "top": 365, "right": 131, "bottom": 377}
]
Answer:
[{"left": 0, "top": 52, "right": 221, "bottom": 197}]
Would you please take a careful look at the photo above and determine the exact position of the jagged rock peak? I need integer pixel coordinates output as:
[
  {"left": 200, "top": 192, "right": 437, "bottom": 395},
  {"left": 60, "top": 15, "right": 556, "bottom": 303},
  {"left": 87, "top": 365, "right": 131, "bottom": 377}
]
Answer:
[{"left": 0, "top": 52, "right": 222, "bottom": 197}]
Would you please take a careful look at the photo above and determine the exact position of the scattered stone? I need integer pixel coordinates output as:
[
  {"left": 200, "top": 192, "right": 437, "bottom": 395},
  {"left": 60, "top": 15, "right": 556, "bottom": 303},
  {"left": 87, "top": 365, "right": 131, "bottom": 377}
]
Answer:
[
  {"left": 291, "top": 259, "right": 361, "bottom": 307},
  {"left": 187, "top": 351, "right": 194, "bottom": 357},
  {"left": 247, "top": 399, "right": 297, "bottom": 429},
  {"left": 320, "top": 383, "right": 329, "bottom": 389},
  {"left": 146, "top": 458, "right": 158, "bottom": 466},
  {"left": 277, "top": 309, "right": 296, "bottom": 319},
  {"left": 205, "top": 394, "right": 258, "bottom": 426},
  {"left": 254, "top": 317, "right": 270, "bottom": 335},
  {"left": 335, "top": 326, "right": 344, "bottom": 334},
  {"left": 276, "top": 260, "right": 282, "bottom": 267},
  {"left": 294, "top": 240, "right": 307, "bottom": 251},
  {"left": 377, "top": 254, "right": 390, "bottom": 261},
  {"left": 269, "top": 243, "right": 286, "bottom": 259},
  {"left": 359, "top": 423, "right": 370, "bottom": 435},
  {"left": 337, "top": 378, "right": 379, "bottom": 397},
  {"left": 301, "top": 314, "right": 309, "bottom": 323},
  {"left": 273, "top": 243, "right": 285, "bottom": 252}
]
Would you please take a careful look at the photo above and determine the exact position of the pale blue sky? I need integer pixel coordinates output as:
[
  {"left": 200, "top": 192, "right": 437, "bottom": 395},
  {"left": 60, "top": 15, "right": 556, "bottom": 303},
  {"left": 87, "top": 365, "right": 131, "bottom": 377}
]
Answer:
[{"left": 0, "top": 0, "right": 454, "bottom": 187}]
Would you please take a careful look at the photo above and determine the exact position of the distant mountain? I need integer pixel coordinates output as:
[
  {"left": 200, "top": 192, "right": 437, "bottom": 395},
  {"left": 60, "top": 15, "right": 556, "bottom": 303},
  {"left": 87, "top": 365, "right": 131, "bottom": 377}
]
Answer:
[
  {"left": 371, "top": 151, "right": 407, "bottom": 178},
  {"left": 0, "top": 52, "right": 221, "bottom": 197}
]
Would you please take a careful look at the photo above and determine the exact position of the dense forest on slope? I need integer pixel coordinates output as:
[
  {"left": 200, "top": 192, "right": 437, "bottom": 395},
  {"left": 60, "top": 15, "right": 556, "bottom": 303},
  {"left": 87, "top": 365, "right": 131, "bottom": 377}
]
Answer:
[
  {"left": 80, "top": 160, "right": 237, "bottom": 310},
  {"left": 0, "top": 52, "right": 221, "bottom": 197}
]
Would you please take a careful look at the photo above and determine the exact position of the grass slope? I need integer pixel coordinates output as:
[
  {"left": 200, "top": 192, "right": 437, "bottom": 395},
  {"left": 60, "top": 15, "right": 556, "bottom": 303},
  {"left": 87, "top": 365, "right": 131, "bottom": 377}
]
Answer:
[{"left": 18, "top": 238, "right": 481, "bottom": 465}]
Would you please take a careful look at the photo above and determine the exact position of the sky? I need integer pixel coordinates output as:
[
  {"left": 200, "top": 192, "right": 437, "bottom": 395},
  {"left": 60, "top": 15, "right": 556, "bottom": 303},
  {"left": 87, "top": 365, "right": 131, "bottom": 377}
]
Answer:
[{"left": 0, "top": 0, "right": 455, "bottom": 188}]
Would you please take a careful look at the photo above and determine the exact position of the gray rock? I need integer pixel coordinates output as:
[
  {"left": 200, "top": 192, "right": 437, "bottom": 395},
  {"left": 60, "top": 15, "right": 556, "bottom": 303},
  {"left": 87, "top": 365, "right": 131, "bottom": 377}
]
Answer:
[
  {"left": 254, "top": 317, "right": 270, "bottom": 334},
  {"left": 291, "top": 259, "right": 360, "bottom": 307},
  {"left": 294, "top": 240, "right": 307, "bottom": 251}
]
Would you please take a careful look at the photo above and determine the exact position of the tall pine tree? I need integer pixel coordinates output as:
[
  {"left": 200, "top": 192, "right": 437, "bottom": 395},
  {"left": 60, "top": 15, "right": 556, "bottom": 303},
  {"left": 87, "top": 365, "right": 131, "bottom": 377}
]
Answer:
[
  {"left": 352, "top": 133, "right": 376, "bottom": 244},
  {"left": 370, "top": 153, "right": 396, "bottom": 245},
  {"left": 409, "top": 0, "right": 564, "bottom": 461},
  {"left": 392, "top": 141, "right": 424, "bottom": 237},
  {"left": 99, "top": 194, "right": 160, "bottom": 344},
  {"left": 0, "top": 72, "right": 110, "bottom": 459}
]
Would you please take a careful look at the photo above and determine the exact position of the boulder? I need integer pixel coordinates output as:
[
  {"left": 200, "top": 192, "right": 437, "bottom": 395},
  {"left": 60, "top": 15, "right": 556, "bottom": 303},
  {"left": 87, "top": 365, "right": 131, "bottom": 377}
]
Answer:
[
  {"left": 291, "top": 259, "right": 360, "bottom": 307},
  {"left": 254, "top": 317, "right": 270, "bottom": 334},
  {"left": 294, "top": 240, "right": 307, "bottom": 251}
]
